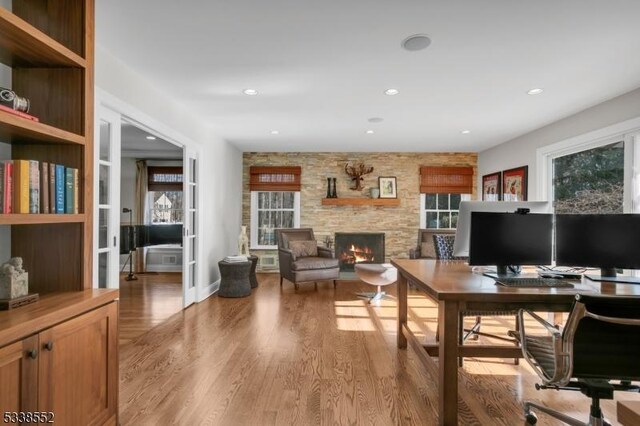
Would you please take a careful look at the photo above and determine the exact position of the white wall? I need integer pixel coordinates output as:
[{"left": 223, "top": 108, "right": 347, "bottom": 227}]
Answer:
[
  {"left": 479, "top": 88, "right": 640, "bottom": 199},
  {"left": 96, "top": 45, "right": 243, "bottom": 299}
]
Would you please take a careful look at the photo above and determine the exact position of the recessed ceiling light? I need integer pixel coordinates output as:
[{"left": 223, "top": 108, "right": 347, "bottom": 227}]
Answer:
[
  {"left": 402, "top": 34, "right": 432, "bottom": 52},
  {"left": 270, "top": 130, "right": 279, "bottom": 135},
  {"left": 368, "top": 117, "right": 384, "bottom": 123},
  {"left": 146, "top": 135, "right": 156, "bottom": 140},
  {"left": 527, "top": 88, "right": 544, "bottom": 95},
  {"left": 365, "top": 130, "right": 375, "bottom": 134},
  {"left": 243, "top": 89, "right": 258, "bottom": 96},
  {"left": 384, "top": 88, "right": 399, "bottom": 96},
  {"left": 461, "top": 130, "right": 471, "bottom": 135}
]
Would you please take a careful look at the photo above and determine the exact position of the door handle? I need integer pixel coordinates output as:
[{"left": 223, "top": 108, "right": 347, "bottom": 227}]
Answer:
[
  {"left": 44, "top": 341, "right": 53, "bottom": 351},
  {"left": 27, "top": 349, "right": 38, "bottom": 359},
  {"left": 114, "top": 236, "right": 117, "bottom": 247}
]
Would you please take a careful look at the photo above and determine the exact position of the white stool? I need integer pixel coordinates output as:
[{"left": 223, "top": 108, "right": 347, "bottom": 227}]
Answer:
[{"left": 354, "top": 263, "right": 397, "bottom": 303}]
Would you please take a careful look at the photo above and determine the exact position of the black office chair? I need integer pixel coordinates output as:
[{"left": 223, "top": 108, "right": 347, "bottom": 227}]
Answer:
[
  {"left": 519, "top": 294, "right": 640, "bottom": 425},
  {"left": 433, "top": 234, "right": 520, "bottom": 366}
]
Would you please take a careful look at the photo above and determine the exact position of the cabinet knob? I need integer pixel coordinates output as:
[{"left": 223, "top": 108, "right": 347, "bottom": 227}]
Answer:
[
  {"left": 44, "top": 341, "right": 53, "bottom": 351},
  {"left": 27, "top": 349, "right": 38, "bottom": 359}
]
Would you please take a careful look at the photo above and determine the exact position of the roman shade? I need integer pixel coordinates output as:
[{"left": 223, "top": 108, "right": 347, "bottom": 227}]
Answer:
[
  {"left": 148, "top": 166, "right": 183, "bottom": 191},
  {"left": 419, "top": 166, "right": 473, "bottom": 194},
  {"left": 249, "top": 166, "right": 301, "bottom": 191}
]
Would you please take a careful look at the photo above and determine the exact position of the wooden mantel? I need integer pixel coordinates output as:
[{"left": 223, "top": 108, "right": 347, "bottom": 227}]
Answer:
[{"left": 321, "top": 198, "right": 400, "bottom": 207}]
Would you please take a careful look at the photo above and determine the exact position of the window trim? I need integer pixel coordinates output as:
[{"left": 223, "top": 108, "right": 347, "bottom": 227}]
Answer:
[
  {"left": 536, "top": 116, "right": 640, "bottom": 213},
  {"left": 250, "top": 191, "right": 301, "bottom": 249},
  {"left": 419, "top": 193, "right": 471, "bottom": 229}
]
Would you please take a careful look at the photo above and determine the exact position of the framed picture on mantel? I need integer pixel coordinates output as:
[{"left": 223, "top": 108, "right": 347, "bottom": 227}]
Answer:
[
  {"left": 502, "top": 166, "right": 528, "bottom": 201},
  {"left": 379, "top": 176, "right": 397, "bottom": 198},
  {"left": 482, "top": 172, "right": 501, "bottom": 201}
]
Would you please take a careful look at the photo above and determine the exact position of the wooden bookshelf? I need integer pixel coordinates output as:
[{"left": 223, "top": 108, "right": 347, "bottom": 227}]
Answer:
[
  {"left": 0, "top": 2, "right": 117, "bottom": 423},
  {"left": 321, "top": 198, "right": 401, "bottom": 207}
]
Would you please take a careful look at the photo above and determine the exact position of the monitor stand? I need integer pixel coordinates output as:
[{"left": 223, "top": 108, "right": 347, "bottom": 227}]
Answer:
[
  {"left": 585, "top": 268, "right": 640, "bottom": 285},
  {"left": 482, "top": 265, "right": 538, "bottom": 280}
]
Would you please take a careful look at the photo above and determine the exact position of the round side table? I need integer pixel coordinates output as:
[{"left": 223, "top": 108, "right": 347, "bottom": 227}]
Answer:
[
  {"left": 218, "top": 260, "right": 252, "bottom": 298},
  {"left": 248, "top": 255, "right": 259, "bottom": 288}
]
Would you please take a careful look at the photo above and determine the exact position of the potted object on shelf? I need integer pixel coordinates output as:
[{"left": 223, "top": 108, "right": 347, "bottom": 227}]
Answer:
[
  {"left": 370, "top": 187, "right": 380, "bottom": 198},
  {"left": 0, "top": 257, "right": 38, "bottom": 309}
]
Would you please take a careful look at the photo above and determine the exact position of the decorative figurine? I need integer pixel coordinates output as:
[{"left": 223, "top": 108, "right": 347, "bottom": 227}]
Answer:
[
  {"left": 238, "top": 226, "right": 250, "bottom": 256},
  {"left": 326, "top": 177, "right": 332, "bottom": 198},
  {"left": 0, "top": 257, "right": 28, "bottom": 299},
  {"left": 331, "top": 177, "right": 338, "bottom": 198},
  {"left": 344, "top": 162, "right": 374, "bottom": 191}
]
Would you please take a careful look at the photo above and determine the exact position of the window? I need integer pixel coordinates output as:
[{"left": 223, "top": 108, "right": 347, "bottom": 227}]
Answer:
[
  {"left": 250, "top": 191, "right": 300, "bottom": 248},
  {"left": 148, "top": 191, "right": 183, "bottom": 223},
  {"left": 147, "top": 166, "right": 183, "bottom": 224},
  {"left": 552, "top": 141, "right": 624, "bottom": 214},
  {"left": 420, "top": 193, "right": 470, "bottom": 229}
]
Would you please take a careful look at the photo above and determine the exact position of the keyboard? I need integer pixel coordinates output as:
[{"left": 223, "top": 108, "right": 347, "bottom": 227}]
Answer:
[{"left": 495, "top": 277, "right": 574, "bottom": 288}]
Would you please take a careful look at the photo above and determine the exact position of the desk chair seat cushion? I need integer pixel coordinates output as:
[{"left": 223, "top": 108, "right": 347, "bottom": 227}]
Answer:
[
  {"left": 291, "top": 257, "right": 339, "bottom": 271},
  {"left": 289, "top": 240, "right": 318, "bottom": 258}
]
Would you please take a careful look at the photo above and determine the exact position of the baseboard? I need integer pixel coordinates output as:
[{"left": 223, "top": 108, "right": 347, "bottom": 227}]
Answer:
[{"left": 198, "top": 279, "right": 220, "bottom": 302}]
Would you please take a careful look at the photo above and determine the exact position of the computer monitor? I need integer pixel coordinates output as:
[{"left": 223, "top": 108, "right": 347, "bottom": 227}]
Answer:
[
  {"left": 453, "top": 201, "right": 551, "bottom": 257},
  {"left": 555, "top": 214, "right": 640, "bottom": 284},
  {"left": 469, "top": 212, "right": 553, "bottom": 276}
]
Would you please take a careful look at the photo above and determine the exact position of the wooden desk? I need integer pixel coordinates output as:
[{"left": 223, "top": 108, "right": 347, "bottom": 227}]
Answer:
[
  {"left": 392, "top": 259, "right": 640, "bottom": 426},
  {"left": 618, "top": 401, "right": 640, "bottom": 426}
]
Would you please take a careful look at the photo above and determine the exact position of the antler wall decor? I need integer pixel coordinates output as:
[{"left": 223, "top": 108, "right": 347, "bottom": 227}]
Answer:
[{"left": 344, "top": 162, "right": 374, "bottom": 191}]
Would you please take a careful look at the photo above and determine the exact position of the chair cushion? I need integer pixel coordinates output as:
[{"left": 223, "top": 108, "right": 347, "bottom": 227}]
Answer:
[
  {"left": 289, "top": 240, "right": 318, "bottom": 258},
  {"left": 420, "top": 241, "right": 436, "bottom": 258},
  {"left": 291, "top": 257, "right": 339, "bottom": 271},
  {"left": 524, "top": 335, "right": 556, "bottom": 378}
]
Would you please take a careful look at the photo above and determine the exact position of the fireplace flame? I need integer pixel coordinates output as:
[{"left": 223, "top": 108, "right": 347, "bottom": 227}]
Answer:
[{"left": 340, "top": 244, "right": 375, "bottom": 264}]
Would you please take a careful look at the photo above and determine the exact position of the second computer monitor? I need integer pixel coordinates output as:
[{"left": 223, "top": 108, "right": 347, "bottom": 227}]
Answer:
[{"left": 469, "top": 212, "right": 553, "bottom": 276}]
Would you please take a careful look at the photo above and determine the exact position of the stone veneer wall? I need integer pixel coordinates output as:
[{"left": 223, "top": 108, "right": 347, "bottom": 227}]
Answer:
[{"left": 242, "top": 152, "right": 478, "bottom": 271}]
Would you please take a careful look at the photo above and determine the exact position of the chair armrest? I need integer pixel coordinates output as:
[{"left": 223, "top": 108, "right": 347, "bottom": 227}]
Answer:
[
  {"left": 518, "top": 309, "right": 567, "bottom": 385},
  {"left": 279, "top": 248, "right": 296, "bottom": 262},
  {"left": 519, "top": 309, "right": 562, "bottom": 337},
  {"left": 409, "top": 246, "right": 421, "bottom": 259},
  {"left": 317, "top": 246, "right": 333, "bottom": 258}
]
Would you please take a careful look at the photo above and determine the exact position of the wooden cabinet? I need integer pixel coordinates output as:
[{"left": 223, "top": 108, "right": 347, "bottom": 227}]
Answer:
[{"left": 0, "top": 295, "right": 118, "bottom": 425}]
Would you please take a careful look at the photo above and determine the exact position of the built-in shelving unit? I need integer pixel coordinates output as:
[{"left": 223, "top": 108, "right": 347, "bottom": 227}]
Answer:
[
  {"left": 321, "top": 198, "right": 401, "bottom": 207},
  {"left": 0, "top": 2, "right": 119, "bottom": 424}
]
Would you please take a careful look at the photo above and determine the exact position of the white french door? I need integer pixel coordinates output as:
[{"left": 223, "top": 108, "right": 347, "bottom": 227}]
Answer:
[
  {"left": 94, "top": 107, "right": 121, "bottom": 288},
  {"left": 182, "top": 148, "right": 198, "bottom": 306}
]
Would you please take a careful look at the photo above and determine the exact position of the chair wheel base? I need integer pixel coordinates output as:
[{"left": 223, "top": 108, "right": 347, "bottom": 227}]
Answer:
[{"left": 524, "top": 412, "right": 537, "bottom": 425}]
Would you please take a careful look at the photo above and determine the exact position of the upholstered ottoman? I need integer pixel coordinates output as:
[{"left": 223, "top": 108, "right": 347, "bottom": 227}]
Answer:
[{"left": 354, "top": 263, "right": 397, "bottom": 303}]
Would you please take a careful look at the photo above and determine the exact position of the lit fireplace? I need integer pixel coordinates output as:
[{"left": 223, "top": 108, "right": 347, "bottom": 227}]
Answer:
[{"left": 334, "top": 232, "right": 385, "bottom": 272}]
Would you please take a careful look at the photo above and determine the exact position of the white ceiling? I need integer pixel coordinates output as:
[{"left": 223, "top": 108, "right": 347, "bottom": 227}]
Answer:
[
  {"left": 121, "top": 122, "right": 182, "bottom": 159},
  {"left": 96, "top": 1, "right": 640, "bottom": 153}
]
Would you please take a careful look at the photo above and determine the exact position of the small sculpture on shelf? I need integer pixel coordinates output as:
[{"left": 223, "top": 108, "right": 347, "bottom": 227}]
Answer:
[
  {"left": 344, "top": 162, "right": 374, "bottom": 191},
  {"left": 238, "top": 225, "right": 250, "bottom": 256},
  {"left": 323, "top": 235, "right": 334, "bottom": 250},
  {"left": 0, "top": 257, "right": 28, "bottom": 299},
  {"left": 326, "top": 177, "right": 338, "bottom": 198},
  {"left": 331, "top": 177, "right": 338, "bottom": 198}
]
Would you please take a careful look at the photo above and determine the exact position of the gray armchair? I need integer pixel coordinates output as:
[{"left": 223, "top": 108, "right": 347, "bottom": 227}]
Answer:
[
  {"left": 275, "top": 228, "right": 340, "bottom": 290},
  {"left": 409, "top": 228, "right": 456, "bottom": 259}
]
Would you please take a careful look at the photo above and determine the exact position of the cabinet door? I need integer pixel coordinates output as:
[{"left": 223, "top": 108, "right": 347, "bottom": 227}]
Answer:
[
  {"left": 0, "top": 336, "right": 38, "bottom": 414},
  {"left": 38, "top": 302, "right": 118, "bottom": 426}
]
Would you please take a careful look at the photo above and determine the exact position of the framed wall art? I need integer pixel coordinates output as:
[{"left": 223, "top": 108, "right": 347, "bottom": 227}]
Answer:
[
  {"left": 482, "top": 172, "right": 502, "bottom": 201},
  {"left": 502, "top": 166, "right": 528, "bottom": 201}
]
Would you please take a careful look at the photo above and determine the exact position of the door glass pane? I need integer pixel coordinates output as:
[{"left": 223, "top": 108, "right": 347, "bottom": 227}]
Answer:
[
  {"left": 98, "top": 208, "right": 109, "bottom": 248},
  {"left": 190, "top": 185, "right": 196, "bottom": 209},
  {"left": 190, "top": 212, "right": 196, "bottom": 232},
  {"left": 98, "top": 252, "right": 108, "bottom": 288},
  {"left": 190, "top": 158, "right": 196, "bottom": 182},
  {"left": 552, "top": 141, "right": 624, "bottom": 214},
  {"left": 190, "top": 263, "right": 196, "bottom": 289},
  {"left": 99, "top": 165, "right": 109, "bottom": 205},
  {"left": 99, "top": 120, "right": 110, "bottom": 161},
  {"left": 190, "top": 237, "right": 196, "bottom": 262}
]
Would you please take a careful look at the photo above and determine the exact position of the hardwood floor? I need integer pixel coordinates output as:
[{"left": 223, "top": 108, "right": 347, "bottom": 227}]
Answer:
[
  {"left": 119, "top": 274, "right": 639, "bottom": 425},
  {"left": 118, "top": 272, "right": 183, "bottom": 345}
]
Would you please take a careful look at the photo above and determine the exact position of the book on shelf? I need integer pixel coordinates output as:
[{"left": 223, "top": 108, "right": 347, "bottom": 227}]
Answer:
[
  {"left": 55, "top": 164, "right": 65, "bottom": 214},
  {"left": 2, "top": 161, "right": 12, "bottom": 214},
  {"left": 29, "top": 160, "right": 39, "bottom": 214},
  {"left": 224, "top": 255, "right": 248, "bottom": 263},
  {"left": 48, "top": 163, "right": 55, "bottom": 214},
  {"left": 40, "top": 162, "right": 49, "bottom": 214},
  {"left": 64, "top": 168, "right": 74, "bottom": 214},
  {"left": 0, "top": 104, "right": 39, "bottom": 122},
  {"left": 73, "top": 168, "right": 79, "bottom": 214},
  {"left": 0, "top": 162, "right": 3, "bottom": 213},
  {"left": 13, "top": 160, "right": 29, "bottom": 214}
]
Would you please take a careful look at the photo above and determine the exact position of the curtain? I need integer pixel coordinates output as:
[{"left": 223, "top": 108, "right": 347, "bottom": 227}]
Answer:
[{"left": 134, "top": 160, "right": 148, "bottom": 273}]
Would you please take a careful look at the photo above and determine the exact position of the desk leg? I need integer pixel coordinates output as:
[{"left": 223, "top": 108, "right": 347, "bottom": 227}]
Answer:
[
  {"left": 438, "top": 299, "right": 459, "bottom": 426},
  {"left": 397, "top": 273, "right": 407, "bottom": 349}
]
